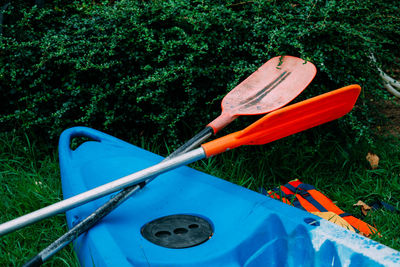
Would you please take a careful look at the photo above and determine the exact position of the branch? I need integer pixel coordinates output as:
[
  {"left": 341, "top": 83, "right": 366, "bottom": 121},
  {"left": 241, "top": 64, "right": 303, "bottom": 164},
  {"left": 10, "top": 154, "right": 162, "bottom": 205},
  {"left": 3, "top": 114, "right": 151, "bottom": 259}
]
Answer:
[{"left": 370, "top": 53, "right": 400, "bottom": 98}]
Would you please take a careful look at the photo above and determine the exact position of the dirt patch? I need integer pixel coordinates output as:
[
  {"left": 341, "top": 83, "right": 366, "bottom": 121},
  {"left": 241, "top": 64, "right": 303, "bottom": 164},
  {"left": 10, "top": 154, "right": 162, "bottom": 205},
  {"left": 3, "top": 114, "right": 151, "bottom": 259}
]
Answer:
[{"left": 377, "top": 98, "right": 400, "bottom": 137}]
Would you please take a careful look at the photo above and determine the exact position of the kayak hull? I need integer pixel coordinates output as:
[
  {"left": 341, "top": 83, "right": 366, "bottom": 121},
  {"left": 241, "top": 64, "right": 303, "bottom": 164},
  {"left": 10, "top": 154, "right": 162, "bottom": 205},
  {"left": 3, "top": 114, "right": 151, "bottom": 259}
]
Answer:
[{"left": 59, "top": 127, "right": 400, "bottom": 267}]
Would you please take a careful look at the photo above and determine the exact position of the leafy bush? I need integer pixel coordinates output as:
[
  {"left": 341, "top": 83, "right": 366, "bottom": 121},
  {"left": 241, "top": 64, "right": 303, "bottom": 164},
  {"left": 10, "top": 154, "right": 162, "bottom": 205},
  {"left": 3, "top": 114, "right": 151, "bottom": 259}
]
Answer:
[{"left": 1, "top": 0, "right": 399, "bottom": 145}]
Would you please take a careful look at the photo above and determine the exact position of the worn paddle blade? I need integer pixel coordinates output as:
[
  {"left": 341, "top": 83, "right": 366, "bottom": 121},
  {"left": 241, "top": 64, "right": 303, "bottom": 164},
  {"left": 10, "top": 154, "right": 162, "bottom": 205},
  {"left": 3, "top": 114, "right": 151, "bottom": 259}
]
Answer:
[
  {"left": 208, "top": 56, "right": 317, "bottom": 133},
  {"left": 203, "top": 85, "right": 361, "bottom": 157}
]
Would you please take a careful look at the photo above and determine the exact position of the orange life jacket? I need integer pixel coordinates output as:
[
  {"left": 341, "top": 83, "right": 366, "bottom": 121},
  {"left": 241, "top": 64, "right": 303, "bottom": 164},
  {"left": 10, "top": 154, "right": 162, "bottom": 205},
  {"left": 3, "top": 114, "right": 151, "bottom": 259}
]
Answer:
[{"left": 263, "top": 179, "right": 378, "bottom": 237}]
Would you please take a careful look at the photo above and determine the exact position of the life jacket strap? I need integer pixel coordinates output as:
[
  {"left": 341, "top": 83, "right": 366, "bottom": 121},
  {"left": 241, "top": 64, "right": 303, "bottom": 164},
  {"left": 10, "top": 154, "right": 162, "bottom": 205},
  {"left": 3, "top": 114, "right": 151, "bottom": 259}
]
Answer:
[
  {"left": 283, "top": 183, "right": 328, "bottom": 212},
  {"left": 265, "top": 187, "right": 305, "bottom": 210}
]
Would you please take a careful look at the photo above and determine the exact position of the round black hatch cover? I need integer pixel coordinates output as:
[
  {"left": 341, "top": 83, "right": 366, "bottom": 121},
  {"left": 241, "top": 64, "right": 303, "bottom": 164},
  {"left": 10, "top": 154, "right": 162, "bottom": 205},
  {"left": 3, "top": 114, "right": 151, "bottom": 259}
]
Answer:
[{"left": 141, "top": 214, "right": 213, "bottom": 249}]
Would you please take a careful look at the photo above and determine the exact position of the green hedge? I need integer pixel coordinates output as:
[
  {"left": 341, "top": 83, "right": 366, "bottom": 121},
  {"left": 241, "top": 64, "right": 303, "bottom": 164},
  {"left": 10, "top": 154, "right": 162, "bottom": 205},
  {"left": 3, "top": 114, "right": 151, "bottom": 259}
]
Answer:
[{"left": 1, "top": 0, "right": 399, "bottom": 145}]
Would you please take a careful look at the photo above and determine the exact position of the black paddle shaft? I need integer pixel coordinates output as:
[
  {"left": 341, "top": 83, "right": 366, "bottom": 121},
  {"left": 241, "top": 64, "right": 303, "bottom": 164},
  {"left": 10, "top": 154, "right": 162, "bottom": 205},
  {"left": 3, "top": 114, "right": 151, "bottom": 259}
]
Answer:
[{"left": 167, "top": 127, "right": 214, "bottom": 158}]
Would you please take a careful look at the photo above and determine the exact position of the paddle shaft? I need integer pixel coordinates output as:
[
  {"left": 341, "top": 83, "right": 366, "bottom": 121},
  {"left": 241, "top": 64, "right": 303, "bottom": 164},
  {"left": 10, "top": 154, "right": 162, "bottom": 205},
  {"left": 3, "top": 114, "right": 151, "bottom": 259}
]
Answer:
[
  {"left": 0, "top": 148, "right": 206, "bottom": 237},
  {"left": 23, "top": 127, "right": 214, "bottom": 266}
]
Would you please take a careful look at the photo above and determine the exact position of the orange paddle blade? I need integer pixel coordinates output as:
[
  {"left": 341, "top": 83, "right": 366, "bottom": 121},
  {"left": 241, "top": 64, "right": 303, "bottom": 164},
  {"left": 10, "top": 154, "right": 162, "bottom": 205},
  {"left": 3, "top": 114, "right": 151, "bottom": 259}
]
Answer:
[
  {"left": 207, "top": 56, "right": 317, "bottom": 133},
  {"left": 202, "top": 85, "right": 361, "bottom": 157}
]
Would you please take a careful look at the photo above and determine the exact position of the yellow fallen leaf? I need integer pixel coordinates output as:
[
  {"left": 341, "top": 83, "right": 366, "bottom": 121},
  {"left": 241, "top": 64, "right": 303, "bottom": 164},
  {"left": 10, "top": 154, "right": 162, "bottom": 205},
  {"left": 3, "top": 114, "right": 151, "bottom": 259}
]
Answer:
[
  {"left": 353, "top": 200, "right": 372, "bottom": 216},
  {"left": 366, "top": 152, "right": 379, "bottom": 169}
]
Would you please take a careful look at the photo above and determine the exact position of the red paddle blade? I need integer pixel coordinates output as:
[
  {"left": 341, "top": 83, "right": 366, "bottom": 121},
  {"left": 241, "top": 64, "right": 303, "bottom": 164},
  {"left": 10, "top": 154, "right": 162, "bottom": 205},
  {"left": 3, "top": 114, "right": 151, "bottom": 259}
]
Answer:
[
  {"left": 208, "top": 56, "right": 317, "bottom": 133},
  {"left": 202, "top": 85, "right": 361, "bottom": 157}
]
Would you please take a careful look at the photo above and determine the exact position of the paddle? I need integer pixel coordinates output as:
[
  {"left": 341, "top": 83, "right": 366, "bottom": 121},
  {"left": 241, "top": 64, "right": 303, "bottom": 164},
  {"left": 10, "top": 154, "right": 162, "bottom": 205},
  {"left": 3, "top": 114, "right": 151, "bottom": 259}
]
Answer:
[
  {"left": 169, "top": 55, "right": 317, "bottom": 157},
  {"left": 21, "top": 56, "right": 316, "bottom": 266},
  {"left": 1, "top": 84, "right": 361, "bottom": 242}
]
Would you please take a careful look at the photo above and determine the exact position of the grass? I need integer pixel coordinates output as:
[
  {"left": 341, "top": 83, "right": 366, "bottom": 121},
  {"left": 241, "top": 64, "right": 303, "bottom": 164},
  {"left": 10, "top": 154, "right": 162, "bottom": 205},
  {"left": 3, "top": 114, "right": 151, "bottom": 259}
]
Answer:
[
  {"left": 0, "top": 123, "right": 399, "bottom": 265},
  {"left": 0, "top": 132, "right": 79, "bottom": 266}
]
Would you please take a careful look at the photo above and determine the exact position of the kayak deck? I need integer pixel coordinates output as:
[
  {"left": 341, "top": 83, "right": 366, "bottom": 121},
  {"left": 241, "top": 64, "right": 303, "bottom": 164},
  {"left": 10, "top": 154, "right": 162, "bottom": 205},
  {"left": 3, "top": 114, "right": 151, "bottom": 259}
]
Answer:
[{"left": 59, "top": 127, "right": 400, "bottom": 267}]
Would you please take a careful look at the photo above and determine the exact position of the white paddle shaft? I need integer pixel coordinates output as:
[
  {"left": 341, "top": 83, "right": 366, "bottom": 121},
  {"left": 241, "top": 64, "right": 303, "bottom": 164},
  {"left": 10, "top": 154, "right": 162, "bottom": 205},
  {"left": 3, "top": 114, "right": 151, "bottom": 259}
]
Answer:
[{"left": 0, "top": 148, "right": 206, "bottom": 237}]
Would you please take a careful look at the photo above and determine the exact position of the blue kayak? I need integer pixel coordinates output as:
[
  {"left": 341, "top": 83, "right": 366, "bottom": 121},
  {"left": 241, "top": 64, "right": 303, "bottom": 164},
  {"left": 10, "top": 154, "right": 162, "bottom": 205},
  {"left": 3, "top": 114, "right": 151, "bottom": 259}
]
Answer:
[{"left": 59, "top": 127, "right": 400, "bottom": 267}]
